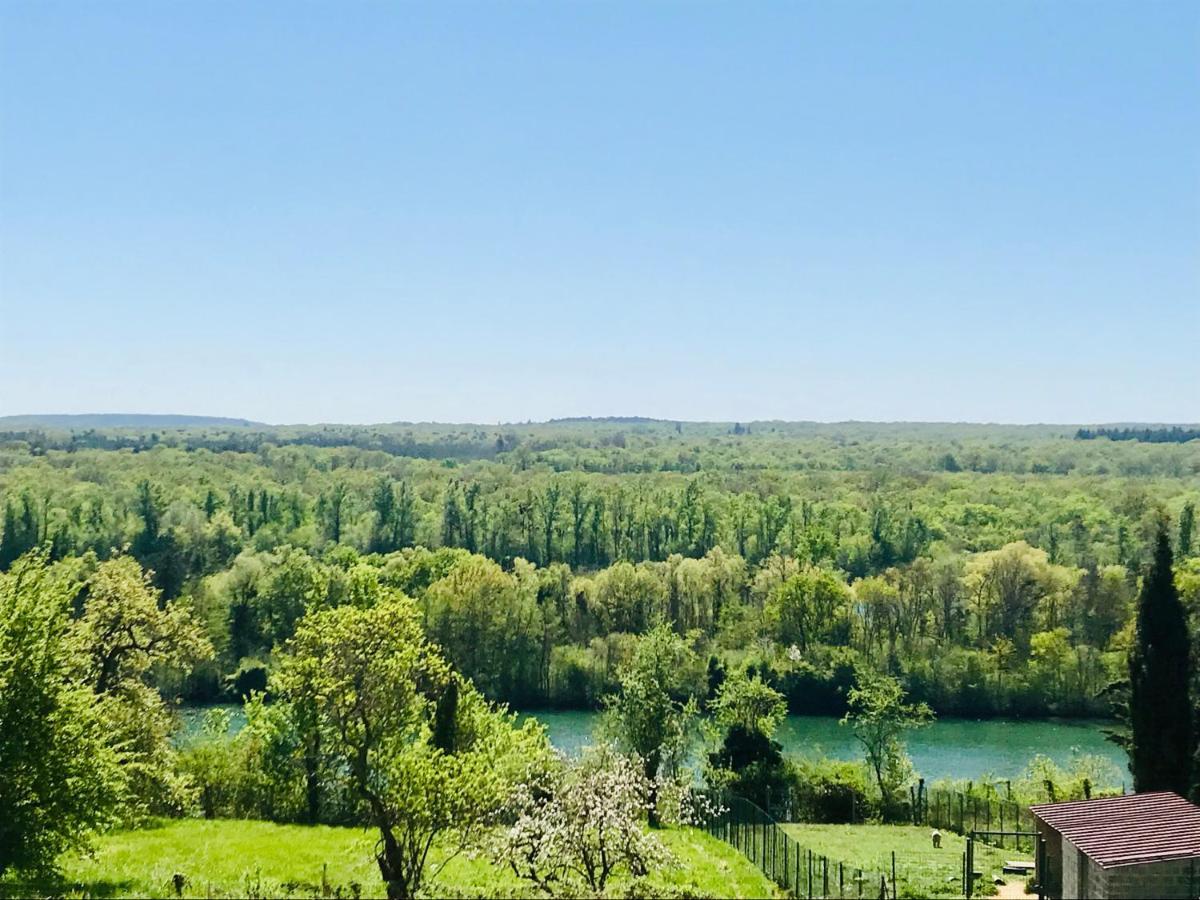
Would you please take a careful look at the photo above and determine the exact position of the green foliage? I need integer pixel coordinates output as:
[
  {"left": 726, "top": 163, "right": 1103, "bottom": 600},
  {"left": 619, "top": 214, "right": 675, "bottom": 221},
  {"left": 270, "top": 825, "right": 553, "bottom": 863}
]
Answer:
[
  {"left": 177, "top": 694, "right": 355, "bottom": 825},
  {"left": 276, "top": 597, "right": 549, "bottom": 899},
  {"left": 766, "top": 566, "right": 851, "bottom": 651},
  {"left": 787, "top": 758, "right": 873, "bottom": 823},
  {"left": 72, "top": 555, "right": 213, "bottom": 820},
  {"left": 422, "top": 555, "right": 545, "bottom": 704},
  {"left": 2, "top": 421, "right": 1196, "bottom": 720},
  {"left": 603, "top": 625, "right": 701, "bottom": 824},
  {"left": 709, "top": 670, "right": 787, "bottom": 737},
  {"left": 841, "top": 669, "right": 933, "bottom": 820},
  {"left": 0, "top": 552, "right": 123, "bottom": 876},
  {"left": 1128, "top": 527, "right": 1193, "bottom": 794},
  {"left": 1016, "top": 754, "right": 1123, "bottom": 803},
  {"left": 705, "top": 671, "right": 790, "bottom": 808}
]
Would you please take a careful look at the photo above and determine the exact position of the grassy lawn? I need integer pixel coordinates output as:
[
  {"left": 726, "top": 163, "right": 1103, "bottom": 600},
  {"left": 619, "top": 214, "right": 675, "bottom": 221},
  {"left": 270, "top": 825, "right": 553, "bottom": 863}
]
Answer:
[
  {"left": 0, "top": 818, "right": 780, "bottom": 899},
  {"left": 780, "top": 824, "right": 1020, "bottom": 899}
]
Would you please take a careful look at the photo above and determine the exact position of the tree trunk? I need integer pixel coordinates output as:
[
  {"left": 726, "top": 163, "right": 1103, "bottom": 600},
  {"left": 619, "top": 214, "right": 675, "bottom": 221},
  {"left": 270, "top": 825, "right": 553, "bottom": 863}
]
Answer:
[
  {"left": 305, "top": 733, "right": 320, "bottom": 824},
  {"left": 645, "top": 751, "right": 661, "bottom": 828},
  {"left": 375, "top": 828, "right": 412, "bottom": 900}
]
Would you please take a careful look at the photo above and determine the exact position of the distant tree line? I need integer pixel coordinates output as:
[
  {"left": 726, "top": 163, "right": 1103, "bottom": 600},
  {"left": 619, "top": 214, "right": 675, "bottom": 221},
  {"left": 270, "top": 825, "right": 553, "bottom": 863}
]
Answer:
[{"left": 1076, "top": 426, "right": 1200, "bottom": 443}]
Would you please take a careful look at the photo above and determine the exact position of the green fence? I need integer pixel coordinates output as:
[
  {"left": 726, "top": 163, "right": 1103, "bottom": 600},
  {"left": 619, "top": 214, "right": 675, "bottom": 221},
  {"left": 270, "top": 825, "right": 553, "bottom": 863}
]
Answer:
[{"left": 705, "top": 794, "right": 894, "bottom": 899}]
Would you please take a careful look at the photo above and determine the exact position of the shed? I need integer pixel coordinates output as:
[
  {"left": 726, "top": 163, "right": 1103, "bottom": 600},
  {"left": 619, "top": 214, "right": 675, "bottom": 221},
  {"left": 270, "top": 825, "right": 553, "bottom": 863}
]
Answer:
[{"left": 1029, "top": 791, "right": 1200, "bottom": 899}]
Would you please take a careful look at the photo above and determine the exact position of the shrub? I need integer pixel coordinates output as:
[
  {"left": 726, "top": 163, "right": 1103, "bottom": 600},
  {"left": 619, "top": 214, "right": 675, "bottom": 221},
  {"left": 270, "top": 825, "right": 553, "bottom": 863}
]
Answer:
[{"left": 787, "top": 758, "right": 872, "bottom": 823}]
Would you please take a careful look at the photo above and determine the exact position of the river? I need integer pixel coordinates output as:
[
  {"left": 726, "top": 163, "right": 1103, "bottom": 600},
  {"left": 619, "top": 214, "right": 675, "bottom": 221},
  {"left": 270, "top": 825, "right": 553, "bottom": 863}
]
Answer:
[{"left": 177, "top": 706, "right": 1127, "bottom": 786}]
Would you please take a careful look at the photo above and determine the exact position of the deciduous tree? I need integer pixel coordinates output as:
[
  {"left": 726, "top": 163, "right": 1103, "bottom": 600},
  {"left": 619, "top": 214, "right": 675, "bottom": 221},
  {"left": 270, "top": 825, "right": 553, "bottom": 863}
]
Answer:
[
  {"left": 842, "top": 667, "right": 932, "bottom": 818},
  {"left": 277, "top": 596, "right": 545, "bottom": 899},
  {"left": 0, "top": 552, "right": 122, "bottom": 875}
]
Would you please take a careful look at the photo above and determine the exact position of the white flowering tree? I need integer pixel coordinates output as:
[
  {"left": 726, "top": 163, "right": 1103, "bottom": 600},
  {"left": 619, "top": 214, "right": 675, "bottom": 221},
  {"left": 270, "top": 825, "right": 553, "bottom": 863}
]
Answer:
[{"left": 493, "top": 745, "right": 674, "bottom": 895}]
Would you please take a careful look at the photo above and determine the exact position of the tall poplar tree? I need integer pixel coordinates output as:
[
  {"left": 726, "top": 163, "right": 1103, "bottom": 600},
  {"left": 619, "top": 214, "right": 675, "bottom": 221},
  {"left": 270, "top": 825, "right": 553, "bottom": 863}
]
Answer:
[{"left": 1128, "top": 527, "right": 1192, "bottom": 794}]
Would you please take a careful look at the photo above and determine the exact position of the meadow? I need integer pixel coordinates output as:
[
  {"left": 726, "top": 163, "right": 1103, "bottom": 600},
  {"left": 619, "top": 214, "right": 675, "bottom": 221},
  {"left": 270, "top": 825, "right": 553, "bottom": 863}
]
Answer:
[
  {"left": 779, "top": 824, "right": 1015, "bottom": 899},
  {"left": 0, "top": 820, "right": 780, "bottom": 900}
]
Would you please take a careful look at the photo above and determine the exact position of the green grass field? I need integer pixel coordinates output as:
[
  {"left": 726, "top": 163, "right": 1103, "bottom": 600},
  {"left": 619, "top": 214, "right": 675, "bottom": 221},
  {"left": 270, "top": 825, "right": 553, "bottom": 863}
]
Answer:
[
  {"left": 0, "top": 819, "right": 780, "bottom": 899},
  {"left": 780, "top": 824, "right": 1026, "bottom": 899}
]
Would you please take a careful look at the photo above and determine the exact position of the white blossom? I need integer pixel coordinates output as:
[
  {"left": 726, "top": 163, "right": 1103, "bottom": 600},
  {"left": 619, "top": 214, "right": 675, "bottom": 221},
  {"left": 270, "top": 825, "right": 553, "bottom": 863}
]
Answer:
[{"left": 491, "top": 745, "right": 674, "bottom": 895}]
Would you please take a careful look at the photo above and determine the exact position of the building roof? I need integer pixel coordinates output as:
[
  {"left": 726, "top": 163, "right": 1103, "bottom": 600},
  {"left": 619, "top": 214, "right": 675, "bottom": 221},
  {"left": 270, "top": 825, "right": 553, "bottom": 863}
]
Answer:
[{"left": 1030, "top": 792, "right": 1200, "bottom": 868}]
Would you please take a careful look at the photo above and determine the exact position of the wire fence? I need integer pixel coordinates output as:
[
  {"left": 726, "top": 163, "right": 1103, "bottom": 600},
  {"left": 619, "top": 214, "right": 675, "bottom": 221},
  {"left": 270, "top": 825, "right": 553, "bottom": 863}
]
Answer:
[
  {"left": 759, "top": 781, "right": 1039, "bottom": 851},
  {"left": 704, "top": 794, "right": 895, "bottom": 899},
  {"left": 706, "top": 791, "right": 1057, "bottom": 899},
  {"left": 917, "top": 786, "right": 1038, "bottom": 852}
]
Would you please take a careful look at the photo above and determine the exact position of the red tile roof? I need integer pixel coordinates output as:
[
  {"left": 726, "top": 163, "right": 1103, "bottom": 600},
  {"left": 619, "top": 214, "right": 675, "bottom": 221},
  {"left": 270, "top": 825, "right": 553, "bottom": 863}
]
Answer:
[{"left": 1030, "top": 792, "right": 1200, "bottom": 868}]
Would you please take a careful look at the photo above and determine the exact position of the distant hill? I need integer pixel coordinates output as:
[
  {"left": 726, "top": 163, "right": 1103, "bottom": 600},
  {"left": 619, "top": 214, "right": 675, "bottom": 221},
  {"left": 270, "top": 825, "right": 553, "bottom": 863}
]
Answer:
[
  {"left": 546, "top": 416, "right": 672, "bottom": 424},
  {"left": 0, "top": 414, "right": 265, "bottom": 429}
]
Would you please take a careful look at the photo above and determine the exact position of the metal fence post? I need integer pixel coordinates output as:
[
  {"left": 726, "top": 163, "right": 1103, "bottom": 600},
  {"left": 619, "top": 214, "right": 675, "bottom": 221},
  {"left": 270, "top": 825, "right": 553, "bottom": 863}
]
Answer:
[
  {"left": 784, "top": 833, "right": 789, "bottom": 890},
  {"left": 774, "top": 827, "right": 779, "bottom": 881},
  {"left": 965, "top": 836, "right": 974, "bottom": 899}
]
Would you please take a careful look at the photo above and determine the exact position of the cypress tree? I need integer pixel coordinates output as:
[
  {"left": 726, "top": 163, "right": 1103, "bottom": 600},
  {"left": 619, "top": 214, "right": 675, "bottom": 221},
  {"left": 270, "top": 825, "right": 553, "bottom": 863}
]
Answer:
[
  {"left": 1128, "top": 527, "right": 1193, "bottom": 794},
  {"left": 1179, "top": 501, "right": 1195, "bottom": 559}
]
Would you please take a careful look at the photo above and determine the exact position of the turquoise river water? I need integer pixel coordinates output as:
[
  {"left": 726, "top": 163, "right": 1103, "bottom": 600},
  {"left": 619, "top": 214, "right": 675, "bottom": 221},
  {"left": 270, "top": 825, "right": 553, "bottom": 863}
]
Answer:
[{"left": 178, "top": 706, "right": 1127, "bottom": 786}]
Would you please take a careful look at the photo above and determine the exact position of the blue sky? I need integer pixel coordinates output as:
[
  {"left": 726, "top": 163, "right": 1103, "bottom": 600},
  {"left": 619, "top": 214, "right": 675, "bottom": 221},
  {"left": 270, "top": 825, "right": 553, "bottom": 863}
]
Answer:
[{"left": 1, "top": 1, "right": 1197, "bottom": 424}]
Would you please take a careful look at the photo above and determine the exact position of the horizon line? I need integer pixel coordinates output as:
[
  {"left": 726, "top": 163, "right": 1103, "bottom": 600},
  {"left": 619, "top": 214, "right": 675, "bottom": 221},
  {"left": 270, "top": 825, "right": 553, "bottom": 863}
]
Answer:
[{"left": 3, "top": 413, "right": 1199, "bottom": 430}]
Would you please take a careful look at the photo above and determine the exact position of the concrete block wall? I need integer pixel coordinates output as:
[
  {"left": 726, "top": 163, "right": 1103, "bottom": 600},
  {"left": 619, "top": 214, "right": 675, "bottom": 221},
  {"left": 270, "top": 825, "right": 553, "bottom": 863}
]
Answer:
[
  {"left": 1062, "top": 839, "right": 1088, "bottom": 898},
  {"left": 1096, "top": 857, "right": 1199, "bottom": 900},
  {"left": 1037, "top": 820, "right": 1064, "bottom": 897}
]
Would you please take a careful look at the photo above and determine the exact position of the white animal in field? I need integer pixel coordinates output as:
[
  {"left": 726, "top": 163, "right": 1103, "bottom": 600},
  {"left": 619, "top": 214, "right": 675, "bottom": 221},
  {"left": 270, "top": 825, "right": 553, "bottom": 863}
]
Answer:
[{"left": 931, "top": 829, "right": 942, "bottom": 849}]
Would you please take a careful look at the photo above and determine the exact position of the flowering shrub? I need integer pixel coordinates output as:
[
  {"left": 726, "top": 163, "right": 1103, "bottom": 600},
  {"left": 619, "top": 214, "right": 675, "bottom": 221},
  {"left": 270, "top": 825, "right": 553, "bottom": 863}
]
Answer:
[{"left": 654, "top": 774, "right": 724, "bottom": 828}]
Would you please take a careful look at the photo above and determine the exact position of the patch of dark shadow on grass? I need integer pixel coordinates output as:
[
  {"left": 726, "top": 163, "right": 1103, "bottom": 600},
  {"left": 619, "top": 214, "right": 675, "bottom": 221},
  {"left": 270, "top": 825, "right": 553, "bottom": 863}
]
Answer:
[{"left": 0, "top": 874, "right": 135, "bottom": 899}]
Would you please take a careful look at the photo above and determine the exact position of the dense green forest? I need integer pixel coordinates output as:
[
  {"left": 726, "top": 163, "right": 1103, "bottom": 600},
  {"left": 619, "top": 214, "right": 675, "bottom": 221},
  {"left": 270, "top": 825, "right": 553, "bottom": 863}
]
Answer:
[
  {"left": 2, "top": 421, "right": 1197, "bottom": 718},
  {"left": 1075, "top": 425, "right": 1200, "bottom": 443}
]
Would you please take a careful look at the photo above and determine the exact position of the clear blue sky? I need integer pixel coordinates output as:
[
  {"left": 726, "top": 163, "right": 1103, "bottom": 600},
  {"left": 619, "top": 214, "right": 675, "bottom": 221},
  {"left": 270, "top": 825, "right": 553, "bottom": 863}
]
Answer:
[{"left": 1, "top": 1, "right": 1197, "bottom": 425}]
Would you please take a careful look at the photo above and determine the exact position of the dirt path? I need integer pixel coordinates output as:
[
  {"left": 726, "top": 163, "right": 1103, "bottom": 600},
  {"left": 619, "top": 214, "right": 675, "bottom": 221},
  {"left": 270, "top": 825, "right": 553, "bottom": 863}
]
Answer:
[{"left": 994, "top": 878, "right": 1036, "bottom": 899}]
